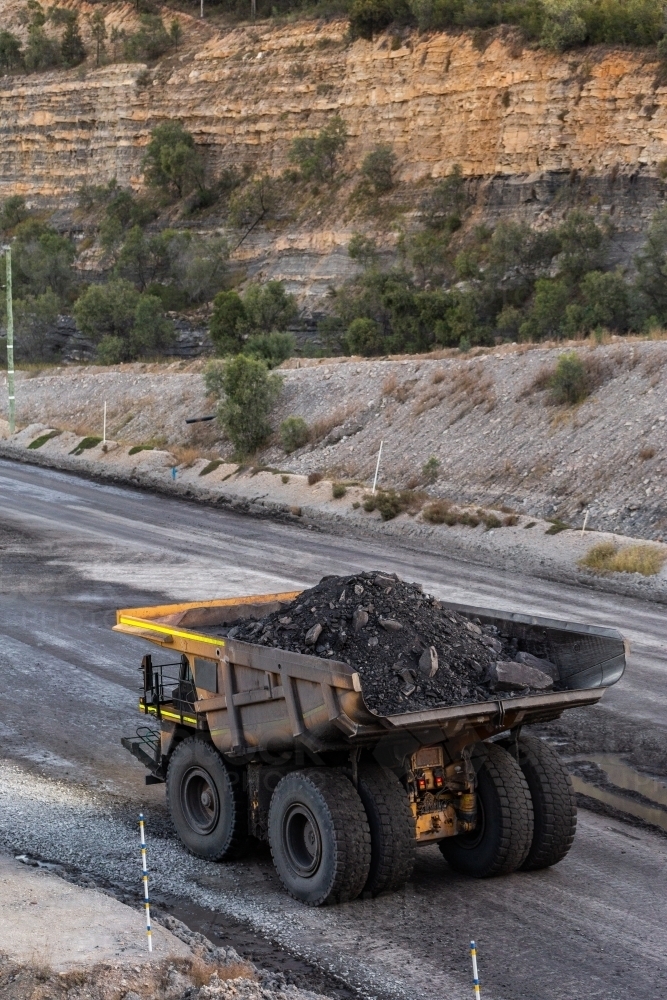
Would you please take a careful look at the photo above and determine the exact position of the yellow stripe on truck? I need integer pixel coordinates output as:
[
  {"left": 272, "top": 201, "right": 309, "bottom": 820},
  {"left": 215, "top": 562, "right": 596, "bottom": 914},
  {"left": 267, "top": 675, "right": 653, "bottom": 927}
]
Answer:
[{"left": 119, "top": 615, "right": 224, "bottom": 647}]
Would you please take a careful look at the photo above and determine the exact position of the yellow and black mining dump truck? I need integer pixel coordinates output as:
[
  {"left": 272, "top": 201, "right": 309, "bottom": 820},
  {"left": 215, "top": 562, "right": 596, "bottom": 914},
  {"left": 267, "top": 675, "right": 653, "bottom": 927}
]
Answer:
[{"left": 116, "top": 591, "right": 625, "bottom": 906}]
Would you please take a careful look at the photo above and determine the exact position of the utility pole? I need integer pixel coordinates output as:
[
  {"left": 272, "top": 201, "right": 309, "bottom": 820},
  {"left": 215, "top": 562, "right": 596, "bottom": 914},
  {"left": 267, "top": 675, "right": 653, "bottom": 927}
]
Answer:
[
  {"left": 4, "top": 247, "right": 14, "bottom": 435},
  {"left": 251, "top": 0, "right": 256, "bottom": 19}
]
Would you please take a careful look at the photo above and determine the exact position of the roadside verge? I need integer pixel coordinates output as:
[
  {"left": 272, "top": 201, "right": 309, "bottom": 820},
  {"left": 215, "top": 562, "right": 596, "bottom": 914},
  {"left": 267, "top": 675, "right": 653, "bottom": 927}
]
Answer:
[{"left": 1, "top": 420, "right": 666, "bottom": 605}]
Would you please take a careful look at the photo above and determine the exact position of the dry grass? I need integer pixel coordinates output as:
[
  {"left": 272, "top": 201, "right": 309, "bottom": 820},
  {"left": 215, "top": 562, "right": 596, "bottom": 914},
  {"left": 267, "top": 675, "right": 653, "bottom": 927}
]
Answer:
[
  {"left": 447, "top": 366, "right": 496, "bottom": 422},
  {"left": 412, "top": 363, "right": 496, "bottom": 419},
  {"left": 422, "top": 500, "right": 508, "bottom": 529},
  {"left": 170, "top": 445, "right": 202, "bottom": 467},
  {"left": 308, "top": 471, "right": 323, "bottom": 485},
  {"left": 309, "top": 404, "right": 358, "bottom": 444},
  {"left": 185, "top": 957, "right": 256, "bottom": 987},
  {"left": 412, "top": 383, "right": 447, "bottom": 416},
  {"left": 382, "top": 373, "right": 398, "bottom": 396},
  {"left": 579, "top": 541, "right": 667, "bottom": 576},
  {"left": 639, "top": 446, "right": 656, "bottom": 461},
  {"left": 641, "top": 346, "right": 667, "bottom": 381}
]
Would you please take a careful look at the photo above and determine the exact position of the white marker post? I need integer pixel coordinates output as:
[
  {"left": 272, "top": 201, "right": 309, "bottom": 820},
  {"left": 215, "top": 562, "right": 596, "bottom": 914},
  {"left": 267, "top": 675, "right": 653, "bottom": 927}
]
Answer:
[
  {"left": 470, "top": 940, "right": 481, "bottom": 999},
  {"left": 103, "top": 401, "right": 107, "bottom": 445},
  {"left": 581, "top": 510, "right": 589, "bottom": 536},
  {"left": 139, "top": 813, "right": 152, "bottom": 952},
  {"left": 372, "top": 439, "right": 384, "bottom": 495}
]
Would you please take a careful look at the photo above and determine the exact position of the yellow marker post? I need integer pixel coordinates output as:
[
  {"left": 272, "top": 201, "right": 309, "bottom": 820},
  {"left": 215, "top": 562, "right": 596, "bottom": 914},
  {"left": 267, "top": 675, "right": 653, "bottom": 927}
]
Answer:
[
  {"left": 470, "top": 940, "right": 480, "bottom": 998},
  {"left": 139, "top": 813, "right": 152, "bottom": 952}
]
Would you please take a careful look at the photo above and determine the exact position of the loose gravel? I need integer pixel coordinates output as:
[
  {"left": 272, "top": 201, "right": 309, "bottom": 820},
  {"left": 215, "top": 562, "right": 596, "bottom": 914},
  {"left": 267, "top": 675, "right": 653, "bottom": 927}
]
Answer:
[{"left": 224, "top": 572, "right": 551, "bottom": 715}]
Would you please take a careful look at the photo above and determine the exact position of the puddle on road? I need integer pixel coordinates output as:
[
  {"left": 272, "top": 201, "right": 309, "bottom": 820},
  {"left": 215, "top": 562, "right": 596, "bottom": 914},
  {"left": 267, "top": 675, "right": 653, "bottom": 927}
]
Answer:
[{"left": 569, "top": 753, "right": 667, "bottom": 833}]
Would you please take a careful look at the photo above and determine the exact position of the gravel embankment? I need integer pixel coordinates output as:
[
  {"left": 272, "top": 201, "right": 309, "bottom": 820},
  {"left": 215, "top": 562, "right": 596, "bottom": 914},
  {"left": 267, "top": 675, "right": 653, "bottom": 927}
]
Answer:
[{"left": 1, "top": 339, "right": 666, "bottom": 540}]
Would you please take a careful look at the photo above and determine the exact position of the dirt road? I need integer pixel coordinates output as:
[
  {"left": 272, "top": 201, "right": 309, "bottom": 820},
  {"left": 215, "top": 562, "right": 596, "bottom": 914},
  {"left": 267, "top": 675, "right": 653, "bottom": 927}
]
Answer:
[{"left": 0, "top": 458, "right": 666, "bottom": 999}]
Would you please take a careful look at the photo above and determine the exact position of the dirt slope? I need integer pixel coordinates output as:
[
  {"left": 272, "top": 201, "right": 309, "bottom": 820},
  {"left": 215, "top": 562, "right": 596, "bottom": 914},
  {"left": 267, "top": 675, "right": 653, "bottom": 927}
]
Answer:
[{"left": 2, "top": 337, "right": 665, "bottom": 540}]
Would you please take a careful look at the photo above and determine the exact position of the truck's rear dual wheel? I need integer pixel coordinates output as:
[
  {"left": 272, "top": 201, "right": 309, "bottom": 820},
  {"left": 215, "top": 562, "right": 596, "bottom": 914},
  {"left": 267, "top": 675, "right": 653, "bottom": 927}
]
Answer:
[
  {"left": 268, "top": 768, "right": 371, "bottom": 906},
  {"left": 356, "top": 762, "right": 415, "bottom": 896},
  {"left": 166, "top": 738, "right": 247, "bottom": 861},
  {"left": 439, "top": 742, "right": 533, "bottom": 877},
  {"left": 511, "top": 734, "right": 577, "bottom": 871}
]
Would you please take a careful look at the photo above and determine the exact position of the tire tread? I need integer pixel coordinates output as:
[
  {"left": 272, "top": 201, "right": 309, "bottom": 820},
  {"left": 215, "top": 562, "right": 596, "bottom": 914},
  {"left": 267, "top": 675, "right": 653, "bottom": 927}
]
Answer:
[
  {"left": 357, "top": 763, "right": 415, "bottom": 895},
  {"left": 268, "top": 768, "right": 371, "bottom": 906},
  {"left": 513, "top": 734, "right": 577, "bottom": 871}
]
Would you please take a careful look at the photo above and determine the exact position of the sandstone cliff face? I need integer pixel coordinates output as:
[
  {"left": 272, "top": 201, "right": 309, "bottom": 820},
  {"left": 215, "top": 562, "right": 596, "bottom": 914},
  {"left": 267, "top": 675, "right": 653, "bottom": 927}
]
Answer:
[{"left": 2, "top": 4, "right": 667, "bottom": 293}]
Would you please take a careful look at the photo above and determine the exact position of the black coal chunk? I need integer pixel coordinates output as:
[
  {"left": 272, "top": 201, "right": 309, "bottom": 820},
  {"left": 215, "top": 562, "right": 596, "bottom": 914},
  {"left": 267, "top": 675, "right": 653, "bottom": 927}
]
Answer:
[{"left": 224, "top": 572, "right": 551, "bottom": 716}]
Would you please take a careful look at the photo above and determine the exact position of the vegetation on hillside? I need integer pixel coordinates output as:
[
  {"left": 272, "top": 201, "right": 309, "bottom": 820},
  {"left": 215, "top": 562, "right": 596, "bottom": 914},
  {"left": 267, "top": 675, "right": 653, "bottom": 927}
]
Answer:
[{"left": 3, "top": 107, "right": 667, "bottom": 372}]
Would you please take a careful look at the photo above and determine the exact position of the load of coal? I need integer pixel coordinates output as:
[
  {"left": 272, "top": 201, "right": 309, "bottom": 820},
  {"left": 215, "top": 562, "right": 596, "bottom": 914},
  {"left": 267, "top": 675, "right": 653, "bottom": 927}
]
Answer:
[{"left": 222, "top": 572, "right": 557, "bottom": 715}]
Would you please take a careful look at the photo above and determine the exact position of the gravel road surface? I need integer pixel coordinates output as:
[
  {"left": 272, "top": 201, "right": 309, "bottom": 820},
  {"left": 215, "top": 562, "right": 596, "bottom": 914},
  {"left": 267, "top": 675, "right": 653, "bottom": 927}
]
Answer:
[{"left": 0, "top": 458, "right": 666, "bottom": 1000}]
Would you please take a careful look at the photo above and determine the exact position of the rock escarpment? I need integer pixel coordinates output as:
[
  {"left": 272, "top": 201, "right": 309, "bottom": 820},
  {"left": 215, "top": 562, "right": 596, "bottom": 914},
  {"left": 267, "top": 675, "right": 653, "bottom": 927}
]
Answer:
[{"left": 2, "top": 3, "right": 667, "bottom": 290}]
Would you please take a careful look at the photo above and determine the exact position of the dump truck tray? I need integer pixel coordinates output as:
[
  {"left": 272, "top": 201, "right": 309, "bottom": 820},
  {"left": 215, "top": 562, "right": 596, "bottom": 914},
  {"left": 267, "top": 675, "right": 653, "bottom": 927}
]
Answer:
[{"left": 114, "top": 591, "right": 625, "bottom": 756}]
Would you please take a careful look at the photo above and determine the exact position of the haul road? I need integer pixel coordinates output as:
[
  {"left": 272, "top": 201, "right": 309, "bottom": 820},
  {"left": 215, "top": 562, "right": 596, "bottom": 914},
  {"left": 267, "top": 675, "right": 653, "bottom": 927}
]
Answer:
[{"left": 117, "top": 572, "right": 625, "bottom": 906}]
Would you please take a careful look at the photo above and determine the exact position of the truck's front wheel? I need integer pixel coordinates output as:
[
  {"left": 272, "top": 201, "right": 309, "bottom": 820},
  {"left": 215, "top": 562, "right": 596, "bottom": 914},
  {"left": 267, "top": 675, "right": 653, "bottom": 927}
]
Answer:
[
  {"left": 268, "top": 768, "right": 371, "bottom": 905},
  {"left": 166, "top": 738, "right": 247, "bottom": 860},
  {"left": 439, "top": 743, "right": 533, "bottom": 877}
]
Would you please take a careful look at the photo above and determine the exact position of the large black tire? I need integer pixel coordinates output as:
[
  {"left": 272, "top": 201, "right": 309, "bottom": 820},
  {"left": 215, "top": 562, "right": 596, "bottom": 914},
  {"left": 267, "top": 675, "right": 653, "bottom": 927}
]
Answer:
[
  {"left": 268, "top": 768, "right": 371, "bottom": 906},
  {"left": 356, "top": 762, "right": 415, "bottom": 896},
  {"left": 512, "top": 734, "right": 577, "bottom": 871},
  {"left": 166, "top": 737, "right": 247, "bottom": 861},
  {"left": 439, "top": 743, "right": 533, "bottom": 878}
]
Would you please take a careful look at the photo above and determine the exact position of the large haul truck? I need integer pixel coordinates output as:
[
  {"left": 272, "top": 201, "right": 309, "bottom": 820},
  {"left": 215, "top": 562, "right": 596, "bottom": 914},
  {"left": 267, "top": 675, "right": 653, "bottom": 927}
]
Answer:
[{"left": 116, "top": 590, "right": 625, "bottom": 905}]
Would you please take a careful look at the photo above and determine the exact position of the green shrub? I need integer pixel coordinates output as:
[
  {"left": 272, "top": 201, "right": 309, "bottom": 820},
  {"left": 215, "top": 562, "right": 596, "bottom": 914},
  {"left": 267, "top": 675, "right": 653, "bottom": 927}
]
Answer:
[
  {"left": 363, "top": 488, "right": 411, "bottom": 520},
  {"left": 28, "top": 429, "right": 60, "bottom": 449},
  {"left": 565, "top": 269, "right": 629, "bottom": 335},
  {"left": 210, "top": 291, "right": 247, "bottom": 355},
  {"left": 97, "top": 335, "right": 125, "bottom": 365},
  {"left": 289, "top": 117, "right": 348, "bottom": 182},
  {"left": 130, "top": 294, "right": 174, "bottom": 357},
  {"left": 243, "top": 281, "right": 298, "bottom": 335},
  {"left": 207, "top": 355, "right": 282, "bottom": 456},
  {"left": 56, "top": 11, "right": 85, "bottom": 67},
  {"left": 280, "top": 416, "right": 310, "bottom": 453},
  {"left": 0, "top": 30, "right": 22, "bottom": 71},
  {"left": 346, "top": 317, "right": 384, "bottom": 355},
  {"left": 24, "top": 26, "right": 60, "bottom": 71},
  {"left": 332, "top": 482, "right": 347, "bottom": 499},
  {"left": 0, "top": 196, "right": 28, "bottom": 231},
  {"left": 361, "top": 145, "right": 396, "bottom": 194},
  {"left": 422, "top": 455, "right": 440, "bottom": 484},
  {"left": 228, "top": 175, "right": 276, "bottom": 232},
  {"left": 539, "top": 0, "right": 587, "bottom": 49},
  {"left": 549, "top": 352, "right": 588, "bottom": 405},
  {"left": 635, "top": 206, "right": 667, "bottom": 321},
  {"left": 141, "top": 121, "right": 204, "bottom": 200},
  {"left": 13, "top": 289, "right": 60, "bottom": 361},
  {"left": 12, "top": 221, "right": 76, "bottom": 299},
  {"left": 124, "top": 14, "right": 172, "bottom": 61},
  {"left": 545, "top": 518, "right": 571, "bottom": 534},
  {"left": 70, "top": 435, "right": 102, "bottom": 455},
  {"left": 89, "top": 9, "right": 106, "bottom": 66},
  {"left": 421, "top": 166, "right": 466, "bottom": 231},
  {"left": 349, "top": 0, "right": 410, "bottom": 38},
  {"left": 519, "top": 279, "right": 570, "bottom": 341},
  {"left": 483, "top": 512, "right": 502, "bottom": 530},
  {"left": 348, "top": 234, "right": 380, "bottom": 268},
  {"left": 244, "top": 331, "right": 295, "bottom": 368},
  {"left": 73, "top": 280, "right": 173, "bottom": 362},
  {"left": 128, "top": 444, "right": 153, "bottom": 455}
]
